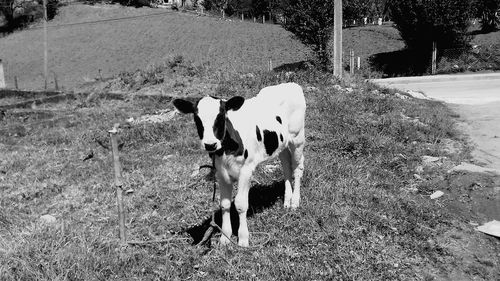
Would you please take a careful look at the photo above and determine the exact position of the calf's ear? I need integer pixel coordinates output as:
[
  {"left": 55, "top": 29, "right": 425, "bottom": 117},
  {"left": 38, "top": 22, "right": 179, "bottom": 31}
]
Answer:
[
  {"left": 225, "top": 96, "right": 245, "bottom": 111},
  {"left": 173, "top": 99, "right": 195, "bottom": 114}
]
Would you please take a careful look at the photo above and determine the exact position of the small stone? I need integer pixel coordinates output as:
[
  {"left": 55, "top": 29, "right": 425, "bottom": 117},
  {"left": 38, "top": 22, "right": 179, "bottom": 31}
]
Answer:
[
  {"left": 430, "top": 190, "right": 444, "bottom": 199},
  {"left": 190, "top": 169, "right": 199, "bottom": 178},
  {"left": 421, "top": 156, "right": 441, "bottom": 165},
  {"left": 415, "top": 166, "right": 424, "bottom": 173},
  {"left": 163, "top": 154, "right": 174, "bottom": 160},
  {"left": 395, "top": 93, "right": 409, "bottom": 99},
  {"left": 39, "top": 214, "right": 56, "bottom": 224}
]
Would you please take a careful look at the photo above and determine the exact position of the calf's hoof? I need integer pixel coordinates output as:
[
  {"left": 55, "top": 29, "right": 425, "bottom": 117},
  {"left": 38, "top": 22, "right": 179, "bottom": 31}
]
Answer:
[
  {"left": 238, "top": 238, "right": 249, "bottom": 247},
  {"left": 220, "top": 235, "right": 231, "bottom": 246}
]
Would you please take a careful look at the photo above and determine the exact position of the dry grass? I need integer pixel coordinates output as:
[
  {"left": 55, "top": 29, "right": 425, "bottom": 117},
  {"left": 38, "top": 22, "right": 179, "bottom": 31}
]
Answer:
[{"left": 1, "top": 60, "right": 499, "bottom": 280}]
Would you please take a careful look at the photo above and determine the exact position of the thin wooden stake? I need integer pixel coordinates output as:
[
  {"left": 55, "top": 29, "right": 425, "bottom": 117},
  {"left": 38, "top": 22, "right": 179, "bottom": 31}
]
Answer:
[
  {"left": 432, "top": 41, "right": 437, "bottom": 75},
  {"left": 14, "top": 76, "right": 18, "bottom": 89},
  {"left": 110, "top": 124, "right": 127, "bottom": 244},
  {"left": 53, "top": 72, "right": 59, "bottom": 90},
  {"left": 0, "top": 59, "right": 5, "bottom": 89},
  {"left": 350, "top": 50, "right": 354, "bottom": 75}
]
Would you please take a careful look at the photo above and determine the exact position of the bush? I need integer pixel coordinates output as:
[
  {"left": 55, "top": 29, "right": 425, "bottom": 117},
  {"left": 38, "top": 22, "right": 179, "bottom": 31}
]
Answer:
[
  {"left": 0, "top": 0, "right": 60, "bottom": 32},
  {"left": 473, "top": 0, "right": 500, "bottom": 32},
  {"left": 277, "top": 0, "right": 336, "bottom": 67},
  {"left": 388, "top": 0, "right": 474, "bottom": 52}
]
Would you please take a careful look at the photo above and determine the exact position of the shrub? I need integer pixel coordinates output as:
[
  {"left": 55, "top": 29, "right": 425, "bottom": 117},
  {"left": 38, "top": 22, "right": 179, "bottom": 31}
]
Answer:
[
  {"left": 277, "top": 0, "right": 336, "bottom": 67},
  {"left": 0, "top": 0, "right": 60, "bottom": 32},
  {"left": 473, "top": 0, "right": 500, "bottom": 32},
  {"left": 388, "top": 0, "right": 474, "bottom": 51}
]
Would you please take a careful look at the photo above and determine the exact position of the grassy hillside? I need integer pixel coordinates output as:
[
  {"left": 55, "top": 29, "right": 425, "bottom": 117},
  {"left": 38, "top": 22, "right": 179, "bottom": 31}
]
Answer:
[
  {"left": 2, "top": 3, "right": 500, "bottom": 89},
  {"left": 1, "top": 59, "right": 499, "bottom": 280},
  {"left": 0, "top": 4, "right": 309, "bottom": 90}
]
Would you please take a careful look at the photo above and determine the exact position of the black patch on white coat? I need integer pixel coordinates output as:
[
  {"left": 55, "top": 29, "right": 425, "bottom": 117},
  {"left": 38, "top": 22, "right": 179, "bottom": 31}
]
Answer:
[
  {"left": 213, "top": 100, "right": 227, "bottom": 140},
  {"left": 263, "top": 130, "right": 279, "bottom": 156},
  {"left": 214, "top": 120, "right": 244, "bottom": 157},
  {"left": 244, "top": 149, "right": 248, "bottom": 159},
  {"left": 256, "top": 126, "right": 262, "bottom": 141},
  {"left": 280, "top": 134, "right": 284, "bottom": 142},
  {"left": 193, "top": 115, "right": 204, "bottom": 139},
  {"left": 276, "top": 116, "right": 282, "bottom": 124}
]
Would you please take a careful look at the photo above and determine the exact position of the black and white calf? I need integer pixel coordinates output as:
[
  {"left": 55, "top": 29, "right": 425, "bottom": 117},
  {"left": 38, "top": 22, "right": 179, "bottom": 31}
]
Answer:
[{"left": 173, "top": 82, "right": 306, "bottom": 247}]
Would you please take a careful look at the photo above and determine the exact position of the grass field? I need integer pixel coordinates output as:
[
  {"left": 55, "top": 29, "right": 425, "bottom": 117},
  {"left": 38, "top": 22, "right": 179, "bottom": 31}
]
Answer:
[
  {"left": 1, "top": 59, "right": 500, "bottom": 280},
  {"left": 1, "top": 4, "right": 500, "bottom": 280},
  {"left": 0, "top": 4, "right": 309, "bottom": 90}
]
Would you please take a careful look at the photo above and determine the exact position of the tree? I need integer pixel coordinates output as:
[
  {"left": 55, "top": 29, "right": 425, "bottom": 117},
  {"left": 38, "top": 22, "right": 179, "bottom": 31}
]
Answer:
[
  {"left": 474, "top": 0, "right": 500, "bottom": 32},
  {"left": 0, "top": 0, "right": 59, "bottom": 32},
  {"left": 278, "top": 0, "right": 336, "bottom": 66},
  {"left": 389, "top": 0, "right": 474, "bottom": 51}
]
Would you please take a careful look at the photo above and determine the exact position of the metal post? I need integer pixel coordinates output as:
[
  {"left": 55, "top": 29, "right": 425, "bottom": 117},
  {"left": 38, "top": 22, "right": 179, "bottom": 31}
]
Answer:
[
  {"left": 109, "top": 124, "right": 127, "bottom": 244},
  {"left": 357, "top": 57, "right": 360, "bottom": 69},
  {"left": 0, "top": 59, "right": 5, "bottom": 88},
  {"left": 269, "top": 59, "right": 273, "bottom": 71},
  {"left": 262, "top": 15, "right": 265, "bottom": 24},
  {"left": 241, "top": 13, "right": 244, "bottom": 21},
  {"left": 43, "top": 0, "right": 48, "bottom": 89},
  {"left": 333, "top": 0, "right": 343, "bottom": 78}
]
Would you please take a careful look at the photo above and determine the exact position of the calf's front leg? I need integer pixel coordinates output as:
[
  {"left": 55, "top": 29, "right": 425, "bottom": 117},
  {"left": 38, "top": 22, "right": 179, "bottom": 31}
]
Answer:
[
  {"left": 234, "top": 167, "right": 253, "bottom": 247},
  {"left": 216, "top": 173, "right": 233, "bottom": 246}
]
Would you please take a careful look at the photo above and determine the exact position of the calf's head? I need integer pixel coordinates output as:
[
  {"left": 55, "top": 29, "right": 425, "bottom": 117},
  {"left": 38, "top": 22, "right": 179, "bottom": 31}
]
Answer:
[{"left": 173, "top": 96, "right": 245, "bottom": 152}]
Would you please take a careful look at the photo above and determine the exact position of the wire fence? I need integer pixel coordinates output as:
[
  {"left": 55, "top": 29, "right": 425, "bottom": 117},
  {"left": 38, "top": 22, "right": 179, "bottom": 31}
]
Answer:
[{"left": 437, "top": 45, "right": 500, "bottom": 74}]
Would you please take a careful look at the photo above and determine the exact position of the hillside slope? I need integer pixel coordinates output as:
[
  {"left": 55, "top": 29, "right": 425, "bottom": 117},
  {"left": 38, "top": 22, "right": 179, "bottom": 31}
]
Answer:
[{"left": 0, "top": 4, "right": 309, "bottom": 90}]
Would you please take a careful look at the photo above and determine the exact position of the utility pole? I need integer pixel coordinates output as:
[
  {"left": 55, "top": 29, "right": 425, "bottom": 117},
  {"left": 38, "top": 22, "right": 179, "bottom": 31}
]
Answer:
[
  {"left": 333, "top": 0, "right": 342, "bottom": 78},
  {"left": 43, "top": 0, "right": 48, "bottom": 89}
]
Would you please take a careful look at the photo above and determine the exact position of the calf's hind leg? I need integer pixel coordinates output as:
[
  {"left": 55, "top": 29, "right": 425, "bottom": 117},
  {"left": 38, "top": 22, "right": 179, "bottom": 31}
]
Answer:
[
  {"left": 279, "top": 150, "right": 293, "bottom": 208},
  {"left": 290, "top": 136, "right": 305, "bottom": 209}
]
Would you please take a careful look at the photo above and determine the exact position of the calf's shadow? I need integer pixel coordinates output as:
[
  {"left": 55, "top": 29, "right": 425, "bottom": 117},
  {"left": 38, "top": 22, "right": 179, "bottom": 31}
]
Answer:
[{"left": 185, "top": 180, "right": 285, "bottom": 244}]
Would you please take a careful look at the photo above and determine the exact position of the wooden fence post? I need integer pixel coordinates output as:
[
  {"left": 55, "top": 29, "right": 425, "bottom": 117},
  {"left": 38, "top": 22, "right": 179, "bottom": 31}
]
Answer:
[
  {"left": 268, "top": 59, "right": 273, "bottom": 71},
  {"left": 109, "top": 124, "right": 127, "bottom": 244},
  {"left": 350, "top": 50, "right": 354, "bottom": 75},
  {"left": 43, "top": 0, "right": 48, "bottom": 90},
  {"left": 14, "top": 76, "right": 19, "bottom": 89},
  {"left": 431, "top": 41, "right": 437, "bottom": 75},
  {"left": 0, "top": 59, "right": 5, "bottom": 89},
  {"left": 241, "top": 13, "right": 244, "bottom": 21},
  {"left": 333, "top": 0, "right": 343, "bottom": 78},
  {"left": 53, "top": 72, "right": 59, "bottom": 91}
]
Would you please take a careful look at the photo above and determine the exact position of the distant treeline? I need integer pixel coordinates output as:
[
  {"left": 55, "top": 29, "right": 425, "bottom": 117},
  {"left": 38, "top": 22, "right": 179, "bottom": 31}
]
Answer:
[{"left": 201, "top": 0, "right": 390, "bottom": 22}]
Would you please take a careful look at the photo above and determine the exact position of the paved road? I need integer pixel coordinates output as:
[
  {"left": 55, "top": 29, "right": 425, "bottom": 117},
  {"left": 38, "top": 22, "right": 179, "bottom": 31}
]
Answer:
[{"left": 373, "top": 73, "right": 500, "bottom": 169}]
